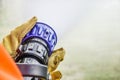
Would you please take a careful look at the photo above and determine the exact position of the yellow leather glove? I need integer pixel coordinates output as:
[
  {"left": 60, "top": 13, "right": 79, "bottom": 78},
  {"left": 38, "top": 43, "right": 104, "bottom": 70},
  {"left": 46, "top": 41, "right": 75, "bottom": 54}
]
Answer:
[
  {"left": 48, "top": 48, "right": 65, "bottom": 80},
  {"left": 2, "top": 16, "right": 37, "bottom": 58},
  {"left": 2, "top": 17, "right": 65, "bottom": 80},
  {"left": 50, "top": 71, "right": 62, "bottom": 80}
]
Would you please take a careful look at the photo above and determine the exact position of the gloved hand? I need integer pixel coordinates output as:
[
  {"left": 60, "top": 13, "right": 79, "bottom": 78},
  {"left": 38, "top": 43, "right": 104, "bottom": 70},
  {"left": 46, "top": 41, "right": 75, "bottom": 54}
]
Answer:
[
  {"left": 2, "top": 16, "right": 37, "bottom": 58},
  {"left": 2, "top": 16, "right": 65, "bottom": 80},
  {"left": 48, "top": 48, "right": 65, "bottom": 80}
]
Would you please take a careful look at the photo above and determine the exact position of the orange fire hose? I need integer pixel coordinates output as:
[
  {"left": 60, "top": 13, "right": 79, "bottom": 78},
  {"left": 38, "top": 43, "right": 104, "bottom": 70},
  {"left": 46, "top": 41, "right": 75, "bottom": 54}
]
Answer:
[{"left": 0, "top": 44, "right": 23, "bottom": 80}]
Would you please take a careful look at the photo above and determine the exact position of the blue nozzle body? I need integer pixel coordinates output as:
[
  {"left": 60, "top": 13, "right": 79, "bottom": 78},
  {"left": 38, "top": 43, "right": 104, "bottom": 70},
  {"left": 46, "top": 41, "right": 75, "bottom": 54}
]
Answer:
[{"left": 22, "top": 22, "right": 57, "bottom": 56}]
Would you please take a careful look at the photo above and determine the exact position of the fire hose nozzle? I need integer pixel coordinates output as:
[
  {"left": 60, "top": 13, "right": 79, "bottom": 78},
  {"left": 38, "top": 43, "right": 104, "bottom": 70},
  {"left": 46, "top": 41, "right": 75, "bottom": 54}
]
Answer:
[{"left": 16, "top": 22, "right": 57, "bottom": 80}]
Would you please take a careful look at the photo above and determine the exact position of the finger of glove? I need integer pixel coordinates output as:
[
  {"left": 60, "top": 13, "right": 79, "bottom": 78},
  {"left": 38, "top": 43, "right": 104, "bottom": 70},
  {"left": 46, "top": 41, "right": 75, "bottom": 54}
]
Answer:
[
  {"left": 14, "top": 16, "right": 37, "bottom": 42},
  {"left": 2, "top": 33, "right": 19, "bottom": 57},
  {"left": 51, "top": 71, "right": 62, "bottom": 80},
  {"left": 2, "top": 17, "right": 37, "bottom": 57},
  {"left": 48, "top": 48, "right": 65, "bottom": 72}
]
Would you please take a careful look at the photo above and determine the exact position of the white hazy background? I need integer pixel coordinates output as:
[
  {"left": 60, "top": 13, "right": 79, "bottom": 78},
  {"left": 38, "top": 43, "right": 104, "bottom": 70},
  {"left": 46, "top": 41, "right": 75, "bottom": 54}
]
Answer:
[{"left": 0, "top": 0, "right": 120, "bottom": 80}]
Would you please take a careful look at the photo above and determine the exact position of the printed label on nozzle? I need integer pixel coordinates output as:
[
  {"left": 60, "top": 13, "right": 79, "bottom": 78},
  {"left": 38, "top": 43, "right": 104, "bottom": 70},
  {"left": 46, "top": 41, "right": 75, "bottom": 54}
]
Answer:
[{"left": 22, "top": 22, "right": 57, "bottom": 56}]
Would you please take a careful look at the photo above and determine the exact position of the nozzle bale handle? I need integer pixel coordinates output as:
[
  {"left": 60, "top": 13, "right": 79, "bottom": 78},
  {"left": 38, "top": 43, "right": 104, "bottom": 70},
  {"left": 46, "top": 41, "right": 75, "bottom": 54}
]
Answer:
[{"left": 17, "top": 63, "right": 47, "bottom": 79}]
